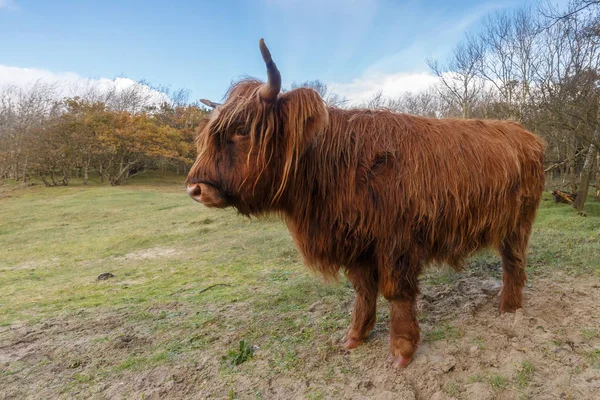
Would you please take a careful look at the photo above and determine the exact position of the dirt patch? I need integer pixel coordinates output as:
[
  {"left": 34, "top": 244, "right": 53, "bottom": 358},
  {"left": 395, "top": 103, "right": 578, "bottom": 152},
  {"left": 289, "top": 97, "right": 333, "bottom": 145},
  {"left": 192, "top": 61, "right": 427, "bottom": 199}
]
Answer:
[
  {"left": 118, "top": 247, "right": 178, "bottom": 261},
  {"left": 197, "top": 271, "right": 600, "bottom": 399},
  {"left": 2, "top": 257, "right": 61, "bottom": 272},
  {"left": 1, "top": 271, "right": 599, "bottom": 399},
  {"left": 0, "top": 312, "right": 136, "bottom": 399},
  {"left": 112, "top": 333, "right": 151, "bottom": 350}
]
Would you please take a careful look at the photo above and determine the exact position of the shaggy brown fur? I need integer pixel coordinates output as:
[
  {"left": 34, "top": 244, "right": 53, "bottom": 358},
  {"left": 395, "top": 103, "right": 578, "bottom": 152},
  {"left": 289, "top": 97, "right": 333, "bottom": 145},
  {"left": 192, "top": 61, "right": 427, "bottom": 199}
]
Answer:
[{"left": 187, "top": 41, "right": 545, "bottom": 367}]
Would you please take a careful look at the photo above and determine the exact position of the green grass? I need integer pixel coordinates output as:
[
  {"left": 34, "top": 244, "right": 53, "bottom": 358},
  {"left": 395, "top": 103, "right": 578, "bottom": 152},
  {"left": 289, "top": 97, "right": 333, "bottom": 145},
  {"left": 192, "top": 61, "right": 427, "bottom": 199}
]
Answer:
[
  {"left": 0, "top": 173, "right": 355, "bottom": 395},
  {"left": 582, "top": 328, "right": 599, "bottom": 341},
  {"left": 425, "top": 323, "right": 462, "bottom": 342},
  {"left": 1, "top": 174, "right": 600, "bottom": 397},
  {"left": 488, "top": 374, "right": 509, "bottom": 390},
  {"left": 445, "top": 380, "right": 460, "bottom": 397},
  {"left": 472, "top": 336, "right": 486, "bottom": 349},
  {"left": 423, "top": 265, "right": 462, "bottom": 285},
  {"left": 224, "top": 340, "right": 255, "bottom": 367},
  {"left": 0, "top": 173, "right": 305, "bottom": 327},
  {"left": 467, "top": 373, "right": 486, "bottom": 383},
  {"left": 306, "top": 389, "right": 325, "bottom": 400},
  {"left": 584, "top": 349, "right": 600, "bottom": 368},
  {"left": 528, "top": 193, "right": 600, "bottom": 275},
  {"left": 516, "top": 360, "right": 536, "bottom": 387}
]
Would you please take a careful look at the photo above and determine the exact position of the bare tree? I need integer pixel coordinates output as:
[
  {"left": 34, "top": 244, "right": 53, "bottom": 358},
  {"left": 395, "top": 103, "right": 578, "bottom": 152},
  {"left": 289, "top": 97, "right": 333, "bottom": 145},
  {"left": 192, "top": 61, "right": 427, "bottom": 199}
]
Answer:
[
  {"left": 534, "top": 2, "right": 600, "bottom": 208},
  {"left": 358, "top": 89, "right": 387, "bottom": 110},
  {"left": 386, "top": 89, "right": 447, "bottom": 117},
  {"left": 0, "top": 82, "right": 58, "bottom": 181},
  {"left": 427, "top": 35, "right": 485, "bottom": 118},
  {"left": 290, "top": 80, "right": 348, "bottom": 108}
]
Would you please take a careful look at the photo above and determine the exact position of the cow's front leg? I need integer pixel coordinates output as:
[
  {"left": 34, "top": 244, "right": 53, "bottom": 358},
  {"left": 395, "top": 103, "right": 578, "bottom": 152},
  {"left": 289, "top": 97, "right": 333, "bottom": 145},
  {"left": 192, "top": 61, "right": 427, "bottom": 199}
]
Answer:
[
  {"left": 343, "top": 265, "right": 378, "bottom": 349},
  {"left": 387, "top": 297, "right": 420, "bottom": 368},
  {"left": 380, "top": 259, "right": 421, "bottom": 368}
]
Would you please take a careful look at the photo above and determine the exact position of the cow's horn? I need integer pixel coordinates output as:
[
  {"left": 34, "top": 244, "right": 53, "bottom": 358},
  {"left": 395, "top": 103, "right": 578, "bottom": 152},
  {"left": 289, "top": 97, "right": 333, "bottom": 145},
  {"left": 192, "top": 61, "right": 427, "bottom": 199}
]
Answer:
[
  {"left": 200, "top": 99, "right": 221, "bottom": 109},
  {"left": 258, "top": 38, "right": 281, "bottom": 102}
]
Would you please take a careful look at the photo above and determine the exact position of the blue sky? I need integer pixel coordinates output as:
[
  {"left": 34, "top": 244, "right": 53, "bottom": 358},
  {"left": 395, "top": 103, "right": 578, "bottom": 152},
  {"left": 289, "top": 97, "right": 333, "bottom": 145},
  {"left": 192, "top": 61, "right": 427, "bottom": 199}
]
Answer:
[{"left": 0, "top": 0, "right": 567, "bottom": 103}]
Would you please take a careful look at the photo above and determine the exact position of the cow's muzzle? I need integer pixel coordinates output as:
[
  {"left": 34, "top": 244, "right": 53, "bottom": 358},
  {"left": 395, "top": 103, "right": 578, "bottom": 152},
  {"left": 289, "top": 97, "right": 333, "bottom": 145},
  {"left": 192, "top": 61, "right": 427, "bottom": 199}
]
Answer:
[
  {"left": 186, "top": 182, "right": 229, "bottom": 208},
  {"left": 186, "top": 183, "right": 203, "bottom": 203}
]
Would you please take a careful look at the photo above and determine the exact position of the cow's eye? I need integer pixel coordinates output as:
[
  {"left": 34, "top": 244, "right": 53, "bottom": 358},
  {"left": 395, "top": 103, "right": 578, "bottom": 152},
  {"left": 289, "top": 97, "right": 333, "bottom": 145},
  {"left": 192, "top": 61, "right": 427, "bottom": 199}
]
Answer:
[{"left": 235, "top": 128, "right": 249, "bottom": 137}]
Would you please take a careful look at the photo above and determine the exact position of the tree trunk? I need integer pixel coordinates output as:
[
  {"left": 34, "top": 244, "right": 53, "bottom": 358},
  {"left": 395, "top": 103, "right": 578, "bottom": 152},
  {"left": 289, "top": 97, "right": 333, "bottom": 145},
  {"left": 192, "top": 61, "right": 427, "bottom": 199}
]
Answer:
[
  {"left": 573, "top": 143, "right": 598, "bottom": 212},
  {"left": 570, "top": 139, "right": 578, "bottom": 193},
  {"left": 98, "top": 164, "right": 104, "bottom": 183},
  {"left": 13, "top": 157, "right": 19, "bottom": 181},
  {"left": 21, "top": 155, "right": 28, "bottom": 183},
  {"left": 83, "top": 163, "right": 89, "bottom": 185}
]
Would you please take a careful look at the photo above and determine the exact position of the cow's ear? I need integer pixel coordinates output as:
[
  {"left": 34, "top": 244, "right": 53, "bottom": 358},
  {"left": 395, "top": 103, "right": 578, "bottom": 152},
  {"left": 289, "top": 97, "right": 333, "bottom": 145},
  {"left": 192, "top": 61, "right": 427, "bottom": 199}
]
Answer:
[{"left": 279, "top": 88, "right": 328, "bottom": 154}]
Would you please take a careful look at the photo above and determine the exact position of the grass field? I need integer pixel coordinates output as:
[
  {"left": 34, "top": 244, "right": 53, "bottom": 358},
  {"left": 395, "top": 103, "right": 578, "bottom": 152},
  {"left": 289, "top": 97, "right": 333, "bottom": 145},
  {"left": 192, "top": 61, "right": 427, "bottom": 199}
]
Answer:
[{"left": 1, "top": 174, "right": 599, "bottom": 399}]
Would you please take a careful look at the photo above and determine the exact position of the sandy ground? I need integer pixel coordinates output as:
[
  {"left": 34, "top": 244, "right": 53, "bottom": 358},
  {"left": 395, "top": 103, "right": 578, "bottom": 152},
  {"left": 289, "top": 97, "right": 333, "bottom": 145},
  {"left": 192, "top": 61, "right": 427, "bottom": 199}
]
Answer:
[{"left": 1, "top": 268, "right": 599, "bottom": 400}]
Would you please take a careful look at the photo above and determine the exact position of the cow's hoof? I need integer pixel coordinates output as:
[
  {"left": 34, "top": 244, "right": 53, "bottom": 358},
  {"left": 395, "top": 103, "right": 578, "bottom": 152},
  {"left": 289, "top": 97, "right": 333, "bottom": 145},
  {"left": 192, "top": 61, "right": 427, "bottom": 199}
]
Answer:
[
  {"left": 499, "top": 294, "right": 523, "bottom": 314},
  {"left": 499, "top": 303, "right": 522, "bottom": 314},
  {"left": 343, "top": 338, "right": 364, "bottom": 349},
  {"left": 392, "top": 355, "right": 412, "bottom": 368}
]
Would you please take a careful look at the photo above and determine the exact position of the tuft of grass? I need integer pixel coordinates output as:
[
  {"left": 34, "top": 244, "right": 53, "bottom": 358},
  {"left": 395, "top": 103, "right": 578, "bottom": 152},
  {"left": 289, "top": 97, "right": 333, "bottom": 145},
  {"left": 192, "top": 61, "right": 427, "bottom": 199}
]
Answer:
[
  {"left": 113, "top": 350, "right": 170, "bottom": 372},
  {"left": 306, "top": 389, "right": 325, "bottom": 400},
  {"left": 468, "top": 256, "right": 502, "bottom": 278},
  {"left": 468, "top": 373, "right": 485, "bottom": 383},
  {"left": 584, "top": 348, "right": 600, "bottom": 368},
  {"left": 468, "top": 372, "right": 509, "bottom": 390},
  {"left": 488, "top": 374, "right": 508, "bottom": 390},
  {"left": 225, "top": 340, "right": 254, "bottom": 367},
  {"left": 424, "top": 266, "right": 460, "bottom": 285},
  {"left": 425, "top": 323, "right": 461, "bottom": 342},
  {"left": 73, "top": 373, "right": 93, "bottom": 384},
  {"left": 445, "top": 380, "right": 460, "bottom": 397},
  {"left": 581, "top": 328, "right": 598, "bottom": 341},
  {"left": 269, "top": 348, "right": 299, "bottom": 373},
  {"left": 472, "top": 336, "right": 486, "bottom": 349},
  {"left": 68, "top": 358, "right": 83, "bottom": 369},
  {"left": 516, "top": 360, "right": 536, "bottom": 387}
]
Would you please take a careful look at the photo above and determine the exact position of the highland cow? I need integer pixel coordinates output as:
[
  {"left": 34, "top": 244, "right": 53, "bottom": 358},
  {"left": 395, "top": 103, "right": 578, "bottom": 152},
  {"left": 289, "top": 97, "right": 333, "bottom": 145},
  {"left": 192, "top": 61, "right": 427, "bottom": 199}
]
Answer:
[{"left": 186, "top": 39, "right": 545, "bottom": 368}]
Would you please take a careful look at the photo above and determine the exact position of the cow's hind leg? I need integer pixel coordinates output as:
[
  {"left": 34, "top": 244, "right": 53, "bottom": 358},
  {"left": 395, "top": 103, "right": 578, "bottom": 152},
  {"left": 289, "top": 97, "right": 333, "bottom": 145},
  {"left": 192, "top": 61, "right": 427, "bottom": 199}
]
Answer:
[
  {"left": 343, "top": 266, "right": 378, "bottom": 349},
  {"left": 499, "top": 216, "right": 534, "bottom": 314},
  {"left": 380, "top": 257, "right": 421, "bottom": 368}
]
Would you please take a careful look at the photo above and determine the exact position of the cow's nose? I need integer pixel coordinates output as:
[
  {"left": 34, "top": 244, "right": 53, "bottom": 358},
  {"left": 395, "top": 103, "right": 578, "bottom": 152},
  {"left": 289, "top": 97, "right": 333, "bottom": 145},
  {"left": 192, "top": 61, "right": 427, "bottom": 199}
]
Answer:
[{"left": 186, "top": 183, "right": 202, "bottom": 202}]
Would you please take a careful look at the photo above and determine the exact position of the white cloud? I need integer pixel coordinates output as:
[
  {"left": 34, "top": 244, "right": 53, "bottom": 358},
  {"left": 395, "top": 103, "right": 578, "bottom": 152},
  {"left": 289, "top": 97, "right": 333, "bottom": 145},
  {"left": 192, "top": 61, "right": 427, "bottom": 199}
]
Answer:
[
  {"left": 0, "top": 65, "right": 80, "bottom": 88},
  {"left": 0, "top": 64, "right": 168, "bottom": 107},
  {"left": 329, "top": 71, "right": 439, "bottom": 105}
]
